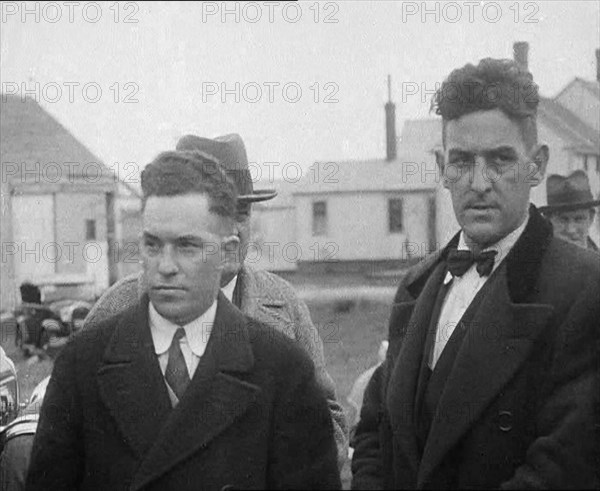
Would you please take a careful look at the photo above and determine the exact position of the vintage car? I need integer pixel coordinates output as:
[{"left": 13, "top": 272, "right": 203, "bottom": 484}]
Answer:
[
  {"left": 0, "top": 361, "right": 48, "bottom": 490},
  {"left": 0, "top": 347, "right": 19, "bottom": 435},
  {"left": 14, "top": 300, "right": 92, "bottom": 354}
]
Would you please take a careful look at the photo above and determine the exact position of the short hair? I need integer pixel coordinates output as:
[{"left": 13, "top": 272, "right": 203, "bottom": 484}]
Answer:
[
  {"left": 141, "top": 150, "right": 237, "bottom": 219},
  {"left": 433, "top": 58, "right": 539, "bottom": 149}
]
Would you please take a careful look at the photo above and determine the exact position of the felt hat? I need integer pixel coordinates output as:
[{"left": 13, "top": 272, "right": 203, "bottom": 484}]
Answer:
[
  {"left": 539, "top": 170, "right": 600, "bottom": 213},
  {"left": 175, "top": 133, "right": 277, "bottom": 204}
]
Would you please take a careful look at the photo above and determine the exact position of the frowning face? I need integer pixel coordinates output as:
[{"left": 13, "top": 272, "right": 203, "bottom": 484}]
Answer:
[
  {"left": 441, "top": 109, "right": 547, "bottom": 249},
  {"left": 141, "top": 193, "right": 238, "bottom": 325},
  {"left": 548, "top": 208, "right": 595, "bottom": 249}
]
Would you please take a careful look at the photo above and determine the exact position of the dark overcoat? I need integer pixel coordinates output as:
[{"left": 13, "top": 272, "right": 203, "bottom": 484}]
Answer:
[
  {"left": 26, "top": 294, "right": 341, "bottom": 490},
  {"left": 352, "top": 206, "right": 600, "bottom": 489}
]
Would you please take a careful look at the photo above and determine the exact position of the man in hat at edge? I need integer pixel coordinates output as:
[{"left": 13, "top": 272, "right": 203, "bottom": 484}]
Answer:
[
  {"left": 540, "top": 170, "right": 600, "bottom": 251},
  {"left": 85, "top": 134, "right": 349, "bottom": 461},
  {"left": 26, "top": 149, "right": 341, "bottom": 490}
]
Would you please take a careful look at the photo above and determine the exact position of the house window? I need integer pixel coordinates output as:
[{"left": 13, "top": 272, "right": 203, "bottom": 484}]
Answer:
[
  {"left": 85, "top": 220, "right": 96, "bottom": 240},
  {"left": 312, "top": 201, "right": 327, "bottom": 236},
  {"left": 388, "top": 198, "right": 403, "bottom": 233}
]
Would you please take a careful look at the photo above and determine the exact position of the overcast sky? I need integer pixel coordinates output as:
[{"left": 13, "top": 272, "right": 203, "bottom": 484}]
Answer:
[{"left": 2, "top": 1, "right": 599, "bottom": 185}]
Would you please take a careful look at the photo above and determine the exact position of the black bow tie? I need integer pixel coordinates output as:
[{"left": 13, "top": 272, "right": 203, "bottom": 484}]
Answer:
[{"left": 447, "top": 249, "right": 498, "bottom": 278}]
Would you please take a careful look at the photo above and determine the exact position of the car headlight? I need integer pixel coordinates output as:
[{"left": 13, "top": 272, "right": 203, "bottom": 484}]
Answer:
[{"left": 0, "top": 372, "right": 19, "bottom": 429}]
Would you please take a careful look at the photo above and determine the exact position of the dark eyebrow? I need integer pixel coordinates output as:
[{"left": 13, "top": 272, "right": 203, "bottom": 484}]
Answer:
[
  {"left": 142, "top": 232, "right": 160, "bottom": 241},
  {"left": 486, "top": 146, "right": 518, "bottom": 156},
  {"left": 448, "top": 149, "right": 474, "bottom": 159}
]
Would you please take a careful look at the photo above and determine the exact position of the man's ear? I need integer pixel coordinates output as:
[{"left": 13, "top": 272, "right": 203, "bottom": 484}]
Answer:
[
  {"left": 527, "top": 144, "right": 549, "bottom": 187},
  {"left": 221, "top": 234, "right": 241, "bottom": 267},
  {"left": 435, "top": 150, "right": 449, "bottom": 189}
]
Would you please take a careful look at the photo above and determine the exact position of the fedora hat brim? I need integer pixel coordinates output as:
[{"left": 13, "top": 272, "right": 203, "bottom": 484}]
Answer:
[
  {"left": 539, "top": 199, "right": 600, "bottom": 214},
  {"left": 238, "top": 189, "right": 278, "bottom": 202}
]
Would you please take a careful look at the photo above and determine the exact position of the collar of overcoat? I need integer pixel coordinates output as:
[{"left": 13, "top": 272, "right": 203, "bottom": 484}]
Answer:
[
  {"left": 386, "top": 205, "right": 556, "bottom": 487},
  {"left": 96, "top": 291, "right": 259, "bottom": 491},
  {"left": 235, "top": 264, "right": 288, "bottom": 317}
]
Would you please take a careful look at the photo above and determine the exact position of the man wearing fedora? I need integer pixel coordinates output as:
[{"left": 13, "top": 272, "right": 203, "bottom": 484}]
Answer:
[
  {"left": 540, "top": 170, "right": 600, "bottom": 251},
  {"left": 85, "top": 134, "right": 348, "bottom": 460},
  {"left": 352, "top": 58, "right": 600, "bottom": 489},
  {"left": 26, "top": 149, "right": 341, "bottom": 490}
]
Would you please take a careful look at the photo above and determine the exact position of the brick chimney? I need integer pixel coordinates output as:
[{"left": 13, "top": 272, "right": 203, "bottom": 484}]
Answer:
[
  {"left": 385, "top": 74, "right": 397, "bottom": 161},
  {"left": 596, "top": 48, "right": 600, "bottom": 83},
  {"left": 513, "top": 41, "right": 529, "bottom": 70}
]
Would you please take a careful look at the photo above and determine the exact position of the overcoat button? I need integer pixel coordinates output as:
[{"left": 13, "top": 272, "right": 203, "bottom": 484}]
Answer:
[{"left": 498, "top": 410, "right": 513, "bottom": 432}]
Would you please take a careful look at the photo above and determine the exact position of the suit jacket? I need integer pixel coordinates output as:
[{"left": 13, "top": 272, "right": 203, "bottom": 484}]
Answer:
[
  {"left": 352, "top": 206, "right": 600, "bottom": 489},
  {"left": 85, "top": 264, "right": 348, "bottom": 462},
  {"left": 26, "top": 294, "right": 341, "bottom": 490}
]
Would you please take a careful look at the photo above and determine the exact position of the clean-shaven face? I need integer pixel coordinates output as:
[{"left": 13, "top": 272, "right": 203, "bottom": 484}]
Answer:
[
  {"left": 141, "top": 193, "right": 234, "bottom": 325},
  {"left": 548, "top": 209, "right": 595, "bottom": 249},
  {"left": 442, "top": 108, "right": 546, "bottom": 249}
]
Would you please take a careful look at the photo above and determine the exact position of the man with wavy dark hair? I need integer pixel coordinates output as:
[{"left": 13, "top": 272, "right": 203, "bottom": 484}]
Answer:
[
  {"left": 352, "top": 58, "right": 599, "bottom": 489},
  {"left": 26, "top": 150, "right": 341, "bottom": 490}
]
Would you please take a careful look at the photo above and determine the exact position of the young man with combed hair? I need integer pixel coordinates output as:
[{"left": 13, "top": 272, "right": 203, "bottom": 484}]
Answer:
[
  {"left": 26, "top": 150, "right": 341, "bottom": 490},
  {"left": 351, "top": 58, "right": 600, "bottom": 489},
  {"left": 85, "top": 134, "right": 349, "bottom": 464}
]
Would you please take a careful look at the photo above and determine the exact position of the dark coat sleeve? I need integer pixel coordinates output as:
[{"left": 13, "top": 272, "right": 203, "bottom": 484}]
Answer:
[
  {"left": 268, "top": 354, "right": 341, "bottom": 490},
  {"left": 25, "top": 341, "right": 84, "bottom": 491},
  {"left": 350, "top": 362, "right": 387, "bottom": 490},
  {"left": 500, "top": 278, "right": 600, "bottom": 489}
]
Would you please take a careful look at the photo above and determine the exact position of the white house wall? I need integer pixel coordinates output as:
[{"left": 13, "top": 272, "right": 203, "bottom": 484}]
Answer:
[
  {"left": 295, "top": 191, "right": 431, "bottom": 262},
  {"left": 556, "top": 83, "right": 600, "bottom": 132},
  {"left": 11, "top": 194, "right": 56, "bottom": 285},
  {"left": 249, "top": 206, "right": 296, "bottom": 271},
  {"left": 54, "top": 193, "right": 107, "bottom": 278}
]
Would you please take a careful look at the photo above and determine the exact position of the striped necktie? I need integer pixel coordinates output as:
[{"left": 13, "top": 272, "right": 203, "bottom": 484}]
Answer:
[{"left": 165, "top": 328, "right": 191, "bottom": 400}]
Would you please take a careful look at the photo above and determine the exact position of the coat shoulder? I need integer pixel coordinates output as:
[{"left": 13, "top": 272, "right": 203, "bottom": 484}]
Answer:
[
  {"left": 86, "top": 273, "right": 141, "bottom": 325},
  {"left": 245, "top": 316, "right": 315, "bottom": 376},
  {"left": 541, "top": 237, "right": 600, "bottom": 290},
  {"left": 244, "top": 266, "right": 299, "bottom": 301}
]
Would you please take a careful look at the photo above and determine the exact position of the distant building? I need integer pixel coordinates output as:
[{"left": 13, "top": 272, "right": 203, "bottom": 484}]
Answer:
[
  {"left": 252, "top": 77, "right": 439, "bottom": 274},
  {"left": 253, "top": 45, "right": 600, "bottom": 272},
  {"left": 0, "top": 95, "right": 139, "bottom": 311}
]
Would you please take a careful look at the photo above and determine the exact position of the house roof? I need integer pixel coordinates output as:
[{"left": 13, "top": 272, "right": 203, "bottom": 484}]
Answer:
[
  {"left": 1, "top": 95, "right": 117, "bottom": 190},
  {"left": 555, "top": 77, "right": 600, "bottom": 101},
  {"left": 539, "top": 96, "right": 599, "bottom": 154},
  {"left": 291, "top": 156, "right": 440, "bottom": 196},
  {"left": 287, "top": 117, "right": 443, "bottom": 196}
]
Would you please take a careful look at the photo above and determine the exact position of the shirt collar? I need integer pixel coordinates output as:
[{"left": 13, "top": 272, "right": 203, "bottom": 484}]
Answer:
[
  {"left": 149, "top": 300, "right": 217, "bottom": 357},
  {"left": 221, "top": 275, "right": 238, "bottom": 303},
  {"left": 444, "top": 215, "right": 529, "bottom": 284}
]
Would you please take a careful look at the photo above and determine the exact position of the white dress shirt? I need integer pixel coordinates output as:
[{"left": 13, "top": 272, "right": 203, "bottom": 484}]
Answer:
[
  {"left": 430, "top": 218, "right": 529, "bottom": 369},
  {"left": 149, "top": 300, "right": 217, "bottom": 379},
  {"left": 221, "top": 275, "right": 238, "bottom": 303}
]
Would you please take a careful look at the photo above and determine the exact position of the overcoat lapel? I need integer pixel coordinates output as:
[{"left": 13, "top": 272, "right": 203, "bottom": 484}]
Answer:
[
  {"left": 97, "top": 299, "right": 172, "bottom": 458},
  {"left": 131, "top": 293, "right": 260, "bottom": 491},
  {"left": 417, "top": 208, "right": 556, "bottom": 486},
  {"left": 387, "top": 260, "right": 448, "bottom": 479}
]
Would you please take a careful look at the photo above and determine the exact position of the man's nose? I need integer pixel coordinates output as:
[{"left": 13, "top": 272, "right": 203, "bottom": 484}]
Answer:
[
  {"left": 566, "top": 221, "right": 579, "bottom": 236},
  {"left": 158, "top": 246, "right": 178, "bottom": 275},
  {"left": 470, "top": 158, "right": 493, "bottom": 192}
]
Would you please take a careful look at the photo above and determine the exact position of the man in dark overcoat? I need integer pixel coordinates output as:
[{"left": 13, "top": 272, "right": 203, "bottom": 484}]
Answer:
[
  {"left": 351, "top": 58, "right": 600, "bottom": 489},
  {"left": 26, "top": 150, "right": 341, "bottom": 490}
]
